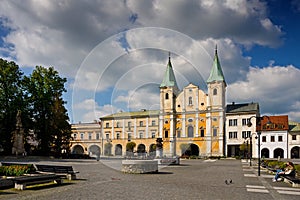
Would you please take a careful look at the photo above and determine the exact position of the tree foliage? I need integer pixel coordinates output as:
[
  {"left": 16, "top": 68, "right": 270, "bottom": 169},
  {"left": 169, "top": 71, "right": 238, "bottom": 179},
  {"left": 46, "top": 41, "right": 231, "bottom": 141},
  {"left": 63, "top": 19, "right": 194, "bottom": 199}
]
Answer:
[
  {"left": 25, "top": 66, "right": 70, "bottom": 155},
  {"left": 126, "top": 142, "right": 136, "bottom": 152},
  {"left": 0, "top": 58, "right": 71, "bottom": 156},
  {"left": 0, "top": 59, "right": 26, "bottom": 153}
]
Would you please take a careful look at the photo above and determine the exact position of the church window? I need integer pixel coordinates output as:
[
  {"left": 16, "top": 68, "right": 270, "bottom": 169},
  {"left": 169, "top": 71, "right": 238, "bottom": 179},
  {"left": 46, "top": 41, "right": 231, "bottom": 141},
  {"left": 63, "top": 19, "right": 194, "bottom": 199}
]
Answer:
[
  {"left": 177, "top": 130, "right": 181, "bottom": 138},
  {"left": 213, "top": 128, "right": 217, "bottom": 137},
  {"left": 200, "top": 129, "right": 205, "bottom": 137},
  {"left": 213, "top": 88, "right": 217, "bottom": 95},
  {"left": 188, "top": 97, "right": 193, "bottom": 105},
  {"left": 165, "top": 131, "right": 168, "bottom": 138},
  {"left": 166, "top": 93, "right": 169, "bottom": 99},
  {"left": 188, "top": 118, "right": 193, "bottom": 122},
  {"left": 188, "top": 126, "right": 194, "bottom": 137}
]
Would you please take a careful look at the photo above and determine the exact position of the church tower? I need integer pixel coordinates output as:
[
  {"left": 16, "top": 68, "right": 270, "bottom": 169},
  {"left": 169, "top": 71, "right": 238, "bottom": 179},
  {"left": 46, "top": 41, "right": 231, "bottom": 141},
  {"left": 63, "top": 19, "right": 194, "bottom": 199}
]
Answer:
[
  {"left": 207, "top": 46, "right": 226, "bottom": 110},
  {"left": 206, "top": 46, "right": 226, "bottom": 156},
  {"left": 159, "top": 55, "right": 179, "bottom": 156},
  {"left": 160, "top": 55, "right": 179, "bottom": 113}
]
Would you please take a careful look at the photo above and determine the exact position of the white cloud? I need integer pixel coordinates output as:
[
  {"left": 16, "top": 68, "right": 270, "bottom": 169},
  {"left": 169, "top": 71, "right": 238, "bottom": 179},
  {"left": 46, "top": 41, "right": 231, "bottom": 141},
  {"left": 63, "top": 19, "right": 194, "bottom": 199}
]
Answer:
[
  {"left": 1, "top": 0, "right": 298, "bottom": 122},
  {"left": 127, "top": 0, "right": 282, "bottom": 47},
  {"left": 0, "top": 0, "right": 283, "bottom": 75},
  {"left": 227, "top": 65, "right": 300, "bottom": 121},
  {"left": 72, "top": 99, "right": 119, "bottom": 123}
]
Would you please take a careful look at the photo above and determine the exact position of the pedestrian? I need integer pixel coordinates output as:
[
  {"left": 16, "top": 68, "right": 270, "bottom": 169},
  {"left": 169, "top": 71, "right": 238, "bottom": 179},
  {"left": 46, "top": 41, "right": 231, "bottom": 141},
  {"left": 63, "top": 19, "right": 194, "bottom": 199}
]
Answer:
[{"left": 272, "top": 161, "right": 296, "bottom": 182}]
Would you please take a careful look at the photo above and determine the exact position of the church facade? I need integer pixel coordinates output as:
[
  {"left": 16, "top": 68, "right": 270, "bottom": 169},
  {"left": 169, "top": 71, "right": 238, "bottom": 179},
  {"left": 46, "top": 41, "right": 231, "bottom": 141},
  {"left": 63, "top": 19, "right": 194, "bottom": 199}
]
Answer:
[{"left": 99, "top": 47, "right": 227, "bottom": 157}]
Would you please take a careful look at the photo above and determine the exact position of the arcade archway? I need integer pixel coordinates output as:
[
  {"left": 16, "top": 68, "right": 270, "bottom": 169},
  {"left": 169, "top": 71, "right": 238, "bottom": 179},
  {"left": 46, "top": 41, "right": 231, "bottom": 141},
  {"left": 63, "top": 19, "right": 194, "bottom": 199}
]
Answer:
[
  {"left": 261, "top": 148, "right": 270, "bottom": 158},
  {"left": 72, "top": 145, "right": 84, "bottom": 154},
  {"left": 274, "top": 148, "right": 284, "bottom": 159}
]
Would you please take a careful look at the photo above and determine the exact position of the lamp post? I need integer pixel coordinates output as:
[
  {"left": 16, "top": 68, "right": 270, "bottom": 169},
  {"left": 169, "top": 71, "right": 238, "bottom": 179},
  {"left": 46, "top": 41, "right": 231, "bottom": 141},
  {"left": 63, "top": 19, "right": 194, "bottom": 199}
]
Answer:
[
  {"left": 243, "top": 137, "right": 252, "bottom": 166},
  {"left": 247, "top": 115, "right": 271, "bottom": 176},
  {"left": 249, "top": 133, "right": 254, "bottom": 166}
]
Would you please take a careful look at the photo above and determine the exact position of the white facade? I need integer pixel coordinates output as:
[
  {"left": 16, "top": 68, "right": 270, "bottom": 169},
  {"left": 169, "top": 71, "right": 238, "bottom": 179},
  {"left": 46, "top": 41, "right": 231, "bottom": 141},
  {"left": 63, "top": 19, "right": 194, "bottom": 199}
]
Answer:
[
  {"left": 226, "top": 113, "right": 258, "bottom": 158},
  {"left": 260, "top": 130, "right": 288, "bottom": 159}
]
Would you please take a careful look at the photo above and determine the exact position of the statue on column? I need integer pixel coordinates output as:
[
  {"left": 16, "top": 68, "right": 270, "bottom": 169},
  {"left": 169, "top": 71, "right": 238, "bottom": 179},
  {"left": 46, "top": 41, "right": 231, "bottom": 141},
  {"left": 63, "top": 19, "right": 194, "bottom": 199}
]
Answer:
[{"left": 12, "top": 110, "right": 25, "bottom": 156}]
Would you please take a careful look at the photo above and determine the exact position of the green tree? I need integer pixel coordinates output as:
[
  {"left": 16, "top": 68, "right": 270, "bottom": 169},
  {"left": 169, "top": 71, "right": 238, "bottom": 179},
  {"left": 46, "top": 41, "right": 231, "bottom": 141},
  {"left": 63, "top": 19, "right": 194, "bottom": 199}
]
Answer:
[
  {"left": 126, "top": 142, "right": 136, "bottom": 152},
  {"left": 0, "top": 59, "right": 28, "bottom": 154},
  {"left": 25, "top": 66, "right": 70, "bottom": 155},
  {"left": 49, "top": 94, "right": 72, "bottom": 156}
]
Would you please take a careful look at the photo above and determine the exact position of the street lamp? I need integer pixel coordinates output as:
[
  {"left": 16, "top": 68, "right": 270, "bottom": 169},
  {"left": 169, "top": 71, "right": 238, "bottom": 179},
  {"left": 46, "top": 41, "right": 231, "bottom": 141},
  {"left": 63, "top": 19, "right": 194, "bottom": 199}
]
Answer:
[
  {"left": 247, "top": 115, "right": 271, "bottom": 176},
  {"left": 243, "top": 136, "right": 252, "bottom": 166}
]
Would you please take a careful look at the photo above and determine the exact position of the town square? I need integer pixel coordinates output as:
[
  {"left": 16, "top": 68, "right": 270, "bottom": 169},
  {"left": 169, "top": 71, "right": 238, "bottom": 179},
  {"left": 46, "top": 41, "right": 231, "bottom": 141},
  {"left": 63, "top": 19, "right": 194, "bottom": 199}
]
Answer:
[{"left": 1, "top": 0, "right": 300, "bottom": 199}]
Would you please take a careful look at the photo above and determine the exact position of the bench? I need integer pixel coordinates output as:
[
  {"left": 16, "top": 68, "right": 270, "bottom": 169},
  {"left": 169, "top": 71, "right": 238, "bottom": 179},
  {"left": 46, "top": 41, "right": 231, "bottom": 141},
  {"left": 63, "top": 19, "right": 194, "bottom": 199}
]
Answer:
[
  {"left": 283, "top": 176, "right": 300, "bottom": 187},
  {"left": 1, "top": 162, "right": 30, "bottom": 166},
  {"left": 13, "top": 174, "right": 63, "bottom": 190},
  {"left": 0, "top": 178, "right": 14, "bottom": 190},
  {"left": 35, "top": 164, "right": 79, "bottom": 180}
]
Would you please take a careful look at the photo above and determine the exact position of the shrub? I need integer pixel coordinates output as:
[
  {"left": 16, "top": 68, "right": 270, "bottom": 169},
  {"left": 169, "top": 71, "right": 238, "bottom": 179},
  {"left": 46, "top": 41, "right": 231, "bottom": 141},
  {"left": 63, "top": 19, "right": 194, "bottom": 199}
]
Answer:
[
  {"left": 189, "top": 155, "right": 198, "bottom": 159},
  {"left": 0, "top": 164, "right": 35, "bottom": 176}
]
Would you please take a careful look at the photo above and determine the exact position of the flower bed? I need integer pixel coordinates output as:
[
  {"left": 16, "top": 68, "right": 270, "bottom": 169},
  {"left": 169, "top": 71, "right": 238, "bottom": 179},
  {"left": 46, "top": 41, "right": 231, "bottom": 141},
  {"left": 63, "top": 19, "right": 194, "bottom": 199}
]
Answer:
[{"left": 0, "top": 164, "right": 35, "bottom": 176}]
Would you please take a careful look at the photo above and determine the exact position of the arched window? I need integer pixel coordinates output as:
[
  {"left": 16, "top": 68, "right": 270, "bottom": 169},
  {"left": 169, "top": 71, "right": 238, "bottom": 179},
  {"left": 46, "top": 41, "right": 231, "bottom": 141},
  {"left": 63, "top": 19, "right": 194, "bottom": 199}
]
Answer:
[
  {"left": 213, "top": 88, "right": 217, "bottom": 95},
  {"left": 188, "top": 126, "right": 194, "bottom": 137},
  {"left": 188, "top": 97, "right": 193, "bottom": 105},
  {"left": 165, "top": 93, "right": 169, "bottom": 99}
]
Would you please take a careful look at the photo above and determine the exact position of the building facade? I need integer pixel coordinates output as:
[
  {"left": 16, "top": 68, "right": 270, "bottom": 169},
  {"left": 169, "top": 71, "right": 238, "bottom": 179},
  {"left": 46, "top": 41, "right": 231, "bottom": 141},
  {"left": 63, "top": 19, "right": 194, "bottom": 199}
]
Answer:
[
  {"left": 69, "top": 49, "right": 300, "bottom": 159},
  {"left": 259, "top": 115, "right": 289, "bottom": 159},
  {"left": 289, "top": 121, "right": 300, "bottom": 158},
  {"left": 225, "top": 102, "right": 259, "bottom": 158},
  {"left": 70, "top": 122, "right": 102, "bottom": 158},
  {"left": 99, "top": 48, "right": 226, "bottom": 157}
]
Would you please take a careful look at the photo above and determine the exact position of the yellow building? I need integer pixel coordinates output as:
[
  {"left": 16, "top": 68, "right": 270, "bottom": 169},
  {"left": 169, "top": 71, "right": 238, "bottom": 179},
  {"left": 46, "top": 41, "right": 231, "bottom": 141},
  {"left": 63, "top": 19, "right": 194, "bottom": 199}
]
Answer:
[
  {"left": 70, "top": 122, "right": 102, "bottom": 158},
  {"left": 100, "top": 47, "right": 226, "bottom": 157}
]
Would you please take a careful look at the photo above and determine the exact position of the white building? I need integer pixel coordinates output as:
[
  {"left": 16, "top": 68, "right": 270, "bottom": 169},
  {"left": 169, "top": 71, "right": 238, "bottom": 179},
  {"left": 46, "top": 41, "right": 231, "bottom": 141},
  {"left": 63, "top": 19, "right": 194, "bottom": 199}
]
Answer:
[
  {"left": 259, "top": 115, "right": 289, "bottom": 159},
  {"left": 225, "top": 102, "right": 259, "bottom": 158}
]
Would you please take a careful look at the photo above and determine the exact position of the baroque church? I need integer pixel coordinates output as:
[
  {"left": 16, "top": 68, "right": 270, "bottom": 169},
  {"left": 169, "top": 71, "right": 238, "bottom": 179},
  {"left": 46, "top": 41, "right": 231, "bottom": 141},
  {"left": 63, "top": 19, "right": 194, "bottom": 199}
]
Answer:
[{"left": 99, "top": 47, "right": 227, "bottom": 157}]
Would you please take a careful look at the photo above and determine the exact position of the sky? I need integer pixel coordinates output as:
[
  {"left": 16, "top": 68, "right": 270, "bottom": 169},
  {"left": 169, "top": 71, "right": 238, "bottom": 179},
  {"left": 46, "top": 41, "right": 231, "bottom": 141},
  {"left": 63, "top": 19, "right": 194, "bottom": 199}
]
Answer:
[{"left": 0, "top": 0, "right": 300, "bottom": 123}]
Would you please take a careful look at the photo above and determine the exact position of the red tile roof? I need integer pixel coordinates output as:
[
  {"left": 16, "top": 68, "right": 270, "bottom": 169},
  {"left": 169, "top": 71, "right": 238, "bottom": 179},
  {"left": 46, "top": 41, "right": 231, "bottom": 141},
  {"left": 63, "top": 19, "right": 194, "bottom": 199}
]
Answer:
[{"left": 258, "top": 115, "right": 289, "bottom": 131}]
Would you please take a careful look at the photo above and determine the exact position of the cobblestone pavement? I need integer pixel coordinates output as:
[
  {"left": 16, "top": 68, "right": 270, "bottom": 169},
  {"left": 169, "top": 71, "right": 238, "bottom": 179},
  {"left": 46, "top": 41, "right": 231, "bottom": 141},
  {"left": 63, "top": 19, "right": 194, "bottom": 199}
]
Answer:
[{"left": 1, "top": 158, "right": 300, "bottom": 200}]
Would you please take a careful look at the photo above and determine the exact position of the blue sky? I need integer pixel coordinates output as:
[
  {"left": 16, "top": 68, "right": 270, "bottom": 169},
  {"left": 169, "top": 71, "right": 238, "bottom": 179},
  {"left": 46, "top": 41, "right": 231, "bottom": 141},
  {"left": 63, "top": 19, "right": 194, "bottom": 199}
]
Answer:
[
  {"left": 245, "top": 0, "right": 300, "bottom": 67},
  {"left": 0, "top": 0, "right": 300, "bottom": 123}
]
